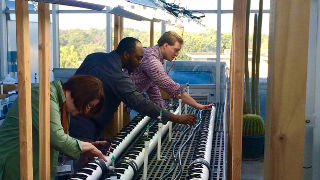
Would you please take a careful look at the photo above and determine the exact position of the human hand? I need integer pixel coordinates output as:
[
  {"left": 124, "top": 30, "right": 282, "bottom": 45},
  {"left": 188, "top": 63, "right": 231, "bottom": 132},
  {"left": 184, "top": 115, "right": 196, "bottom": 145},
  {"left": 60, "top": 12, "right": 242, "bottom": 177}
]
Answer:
[
  {"left": 196, "top": 104, "right": 215, "bottom": 110},
  {"left": 92, "top": 140, "right": 112, "bottom": 155},
  {"left": 81, "top": 141, "right": 107, "bottom": 163},
  {"left": 169, "top": 114, "right": 197, "bottom": 125}
]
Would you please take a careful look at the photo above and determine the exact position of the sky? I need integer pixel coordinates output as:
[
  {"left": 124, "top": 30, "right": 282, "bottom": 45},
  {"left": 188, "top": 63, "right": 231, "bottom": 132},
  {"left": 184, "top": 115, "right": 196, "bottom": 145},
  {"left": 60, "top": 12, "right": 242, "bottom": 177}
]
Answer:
[{"left": 58, "top": 0, "right": 270, "bottom": 34}]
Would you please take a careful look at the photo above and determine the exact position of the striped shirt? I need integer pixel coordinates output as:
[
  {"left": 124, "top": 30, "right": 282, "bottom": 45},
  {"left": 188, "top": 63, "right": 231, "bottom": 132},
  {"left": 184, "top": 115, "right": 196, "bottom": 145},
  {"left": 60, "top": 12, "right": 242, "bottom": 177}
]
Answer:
[{"left": 130, "top": 46, "right": 184, "bottom": 107}]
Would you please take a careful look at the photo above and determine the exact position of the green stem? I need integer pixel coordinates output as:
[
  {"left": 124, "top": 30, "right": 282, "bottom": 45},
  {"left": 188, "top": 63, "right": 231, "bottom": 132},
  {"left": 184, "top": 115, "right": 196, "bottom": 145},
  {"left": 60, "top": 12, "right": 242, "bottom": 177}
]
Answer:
[
  {"left": 255, "top": 0, "right": 263, "bottom": 115},
  {"left": 251, "top": 13, "right": 258, "bottom": 114},
  {"left": 244, "top": 0, "right": 252, "bottom": 114}
]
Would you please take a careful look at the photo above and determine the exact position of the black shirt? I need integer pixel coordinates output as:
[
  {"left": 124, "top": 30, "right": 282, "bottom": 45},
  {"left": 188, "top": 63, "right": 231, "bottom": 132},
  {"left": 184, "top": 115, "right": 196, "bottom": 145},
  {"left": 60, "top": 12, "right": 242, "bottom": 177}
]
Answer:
[{"left": 74, "top": 51, "right": 170, "bottom": 134}]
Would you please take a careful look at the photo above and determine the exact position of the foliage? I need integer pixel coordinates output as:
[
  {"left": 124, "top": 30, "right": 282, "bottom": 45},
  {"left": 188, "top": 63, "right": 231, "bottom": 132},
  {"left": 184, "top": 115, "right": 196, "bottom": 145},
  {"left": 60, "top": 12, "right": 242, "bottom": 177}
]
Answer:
[
  {"left": 59, "top": 28, "right": 106, "bottom": 64},
  {"left": 59, "top": 45, "right": 80, "bottom": 68},
  {"left": 78, "top": 44, "right": 105, "bottom": 61},
  {"left": 176, "top": 29, "right": 217, "bottom": 60},
  {"left": 58, "top": 27, "right": 268, "bottom": 68},
  {"left": 221, "top": 33, "right": 232, "bottom": 51},
  {"left": 243, "top": 114, "right": 264, "bottom": 135}
]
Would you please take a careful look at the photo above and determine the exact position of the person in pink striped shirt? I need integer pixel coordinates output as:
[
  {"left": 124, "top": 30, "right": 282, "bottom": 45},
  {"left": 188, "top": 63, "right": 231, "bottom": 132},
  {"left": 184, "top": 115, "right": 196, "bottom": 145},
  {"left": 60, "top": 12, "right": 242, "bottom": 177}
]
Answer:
[{"left": 130, "top": 31, "right": 214, "bottom": 110}]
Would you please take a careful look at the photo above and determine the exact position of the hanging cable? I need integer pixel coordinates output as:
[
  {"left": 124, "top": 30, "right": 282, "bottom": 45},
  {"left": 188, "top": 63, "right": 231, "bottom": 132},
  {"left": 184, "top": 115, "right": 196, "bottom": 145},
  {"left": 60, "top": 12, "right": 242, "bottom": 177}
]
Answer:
[
  {"left": 160, "top": 124, "right": 190, "bottom": 180},
  {"left": 174, "top": 110, "right": 202, "bottom": 180}
]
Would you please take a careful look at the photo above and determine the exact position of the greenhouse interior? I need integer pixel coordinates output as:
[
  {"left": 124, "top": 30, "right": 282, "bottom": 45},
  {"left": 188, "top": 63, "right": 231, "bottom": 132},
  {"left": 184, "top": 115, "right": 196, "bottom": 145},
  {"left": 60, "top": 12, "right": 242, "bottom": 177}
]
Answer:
[{"left": 0, "top": 0, "right": 316, "bottom": 180}]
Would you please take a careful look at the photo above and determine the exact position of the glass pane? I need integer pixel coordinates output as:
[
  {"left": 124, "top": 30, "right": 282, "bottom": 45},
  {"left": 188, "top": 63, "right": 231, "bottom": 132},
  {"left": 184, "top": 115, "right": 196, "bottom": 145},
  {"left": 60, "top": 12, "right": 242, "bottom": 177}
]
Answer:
[
  {"left": 165, "top": 0, "right": 217, "bottom": 10},
  {"left": 7, "top": 19, "right": 54, "bottom": 83},
  {"left": 123, "top": 19, "right": 162, "bottom": 47},
  {"left": 222, "top": 0, "right": 233, "bottom": 10},
  {"left": 221, "top": 12, "right": 269, "bottom": 121},
  {"left": 166, "top": 13, "right": 217, "bottom": 60},
  {"left": 221, "top": 13, "right": 269, "bottom": 77},
  {"left": 222, "top": 0, "right": 270, "bottom": 10},
  {"left": 221, "top": 14, "right": 233, "bottom": 61},
  {"left": 59, "top": 13, "right": 106, "bottom": 68},
  {"left": 250, "top": 0, "right": 270, "bottom": 10}
]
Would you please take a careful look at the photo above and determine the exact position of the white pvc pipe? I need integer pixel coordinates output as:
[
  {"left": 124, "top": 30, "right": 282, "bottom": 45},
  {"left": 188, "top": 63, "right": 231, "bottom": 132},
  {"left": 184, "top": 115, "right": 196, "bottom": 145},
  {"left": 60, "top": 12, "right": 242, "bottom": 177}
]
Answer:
[
  {"left": 143, "top": 140, "right": 149, "bottom": 180},
  {"left": 190, "top": 107, "right": 216, "bottom": 180},
  {"left": 179, "top": 99, "right": 182, "bottom": 115},
  {"left": 169, "top": 109, "right": 173, "bottom": 141},
  {"left": 120, "top": 108, "right": 180, "bottom": 180},
  {"left": 184, "top": 104, "right": 188, "bottom": 114},
  {"left": 157, "top": 122, "right": 163, "bottom": 160},
  {"left": 104, "top": 116, "right": 151, "bottom": 166},
  {"left": 168, "top": 121, "right": 172, "bottom": 141}
]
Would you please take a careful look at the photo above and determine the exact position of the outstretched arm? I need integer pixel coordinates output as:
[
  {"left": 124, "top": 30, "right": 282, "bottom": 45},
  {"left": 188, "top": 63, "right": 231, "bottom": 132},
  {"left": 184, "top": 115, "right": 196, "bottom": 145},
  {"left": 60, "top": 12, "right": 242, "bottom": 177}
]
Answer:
[{"left": 180, "top": 92, "right": 214, "bottom": 110}]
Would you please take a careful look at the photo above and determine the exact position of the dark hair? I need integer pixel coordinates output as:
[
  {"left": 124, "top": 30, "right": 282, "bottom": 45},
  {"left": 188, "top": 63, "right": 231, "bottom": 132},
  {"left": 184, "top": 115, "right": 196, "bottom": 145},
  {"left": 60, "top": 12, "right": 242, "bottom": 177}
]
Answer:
[
  {"left": 62, "top": 75, "right": 105, "bottom": 118},
  {"left": 157, "top": 31, "right": 183, "bottom": 46},
  {"left": 115, "top": 37, "right": 141, "bottom": 55}
]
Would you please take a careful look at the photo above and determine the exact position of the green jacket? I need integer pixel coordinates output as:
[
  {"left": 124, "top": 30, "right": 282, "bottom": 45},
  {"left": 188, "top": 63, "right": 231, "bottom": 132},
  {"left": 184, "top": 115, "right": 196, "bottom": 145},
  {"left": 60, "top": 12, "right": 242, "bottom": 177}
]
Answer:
[{"left": 0, "top": 80, "right": 82, "bottom": 180}]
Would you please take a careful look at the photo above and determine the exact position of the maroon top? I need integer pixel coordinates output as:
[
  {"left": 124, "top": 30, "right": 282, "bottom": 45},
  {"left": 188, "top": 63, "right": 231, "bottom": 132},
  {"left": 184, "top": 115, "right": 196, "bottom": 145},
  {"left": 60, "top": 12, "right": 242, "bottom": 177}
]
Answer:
[{"left": 130, "top": 46, "right": 184, "bottom": 107}]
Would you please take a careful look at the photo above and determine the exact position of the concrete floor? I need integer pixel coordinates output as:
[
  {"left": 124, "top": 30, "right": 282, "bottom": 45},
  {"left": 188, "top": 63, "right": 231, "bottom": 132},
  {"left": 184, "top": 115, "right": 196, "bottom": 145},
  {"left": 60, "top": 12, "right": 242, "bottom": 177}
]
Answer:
[{"left": 241, "top": 160, "right": 264, "bottom": 180}]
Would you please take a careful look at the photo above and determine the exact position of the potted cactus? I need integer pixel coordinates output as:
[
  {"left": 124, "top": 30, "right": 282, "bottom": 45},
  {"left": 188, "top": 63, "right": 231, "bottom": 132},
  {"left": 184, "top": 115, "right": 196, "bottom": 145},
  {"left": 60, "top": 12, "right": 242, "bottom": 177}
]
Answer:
[
  {"left": 242, "top": 0, "right": 265, "bottom": 160},
  {"left": 242, "top": 114, "right": 265, "bottom": 160}
]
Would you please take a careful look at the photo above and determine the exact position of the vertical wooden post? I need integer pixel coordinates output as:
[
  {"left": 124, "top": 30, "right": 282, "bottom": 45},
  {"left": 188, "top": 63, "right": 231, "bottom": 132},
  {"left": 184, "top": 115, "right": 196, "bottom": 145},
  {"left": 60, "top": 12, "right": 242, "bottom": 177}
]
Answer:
[
  {"left": 228, "top": 0, "right": 246, "bottom": 179},
  {"left": 114, "top": 15, "right": 120, "bottom": 49},
  {"left": 264, "top": 0, "right": 310, "bottom": 179},
  {"left": 113, "top": 15, "right": 124, "bottom": 134},
  {"left": 118, "top": 16, "right": 124, "bottom": 130},
  {"left": 120, "top": 16, "right": 123, "bottom": 40},
  {"left": 114, "top": 15, "right": 123, "bottom": 48},
  {"left": 150, "top": 21, "right": 154, "bottom": 46},
  {"left": 38, "top": 3, "right": 51, "bottom": 180},
  {"left": 228, "top": 55, "right": 234, "bottom": 178},
  {"left": 101, "top": 15, "right": 123, "bottom": 138},
  {"left": 15, "top": 0, "right": 33, "bottom": 179}
]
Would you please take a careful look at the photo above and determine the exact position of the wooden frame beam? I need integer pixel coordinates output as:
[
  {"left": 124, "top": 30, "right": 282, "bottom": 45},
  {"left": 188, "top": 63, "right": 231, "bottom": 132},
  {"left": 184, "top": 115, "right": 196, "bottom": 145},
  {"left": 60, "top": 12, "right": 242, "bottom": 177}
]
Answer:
[
  {"left": 102, "top": 14, "right": 125, "bottom": 137},
  {"left": 16, "top": 0, "right": 33, "bottom": 179},
  {"left": 150, "top": 21, "right": 154, "bottom": 46},
  {"left": 38, "top": 2, "right": 51, "bottom": 179},
  {"left": 228, "top": 0, "right": 246, "bottom": 179},
  {"left": 113, "top": 15, "right": 123, "bottom": 49},
  {"left": 264, "top": 0, "right": 310, "bottom": 179}
]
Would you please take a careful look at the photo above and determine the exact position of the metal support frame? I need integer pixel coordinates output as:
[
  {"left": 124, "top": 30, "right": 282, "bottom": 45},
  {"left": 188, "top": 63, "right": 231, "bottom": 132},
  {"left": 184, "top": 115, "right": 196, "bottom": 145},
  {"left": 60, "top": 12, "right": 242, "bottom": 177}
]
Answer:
[
  {"left": 216, "top": 0, "right": 221, "bottom": 103},
  {"left": 2, "top": 3, "right": 271, "bottom": 73},
  {"left": 161, "top": 20, "right": 166, "bottom": 35},
  {"left": 0, "top": 0, "right": 7, "bottom": 78},
  {"left": 106, "top": 6, "right": 112, "bottom": 53},
  {"left": 52, "top": 4, "right": 59, "bottom": 68},
  {"left": 307, "top": 0, "right": 320, "bottom": 180},
  {"left": 161, "top": 20, "right": 166, "bottom": 69}
]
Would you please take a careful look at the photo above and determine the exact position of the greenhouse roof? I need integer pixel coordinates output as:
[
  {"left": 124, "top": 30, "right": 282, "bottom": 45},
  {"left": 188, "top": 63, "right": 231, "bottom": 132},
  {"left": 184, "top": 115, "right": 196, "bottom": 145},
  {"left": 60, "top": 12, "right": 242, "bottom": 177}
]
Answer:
[{"left": 126, "top": 0, "right": 161, "bottom": 9}]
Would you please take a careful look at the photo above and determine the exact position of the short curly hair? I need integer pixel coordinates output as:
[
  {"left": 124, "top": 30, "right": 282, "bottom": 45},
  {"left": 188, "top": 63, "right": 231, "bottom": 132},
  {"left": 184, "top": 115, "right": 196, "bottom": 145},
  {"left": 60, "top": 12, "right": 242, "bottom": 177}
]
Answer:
[{"left": 115, "top": 37, "right": 141, "bottom": 55}]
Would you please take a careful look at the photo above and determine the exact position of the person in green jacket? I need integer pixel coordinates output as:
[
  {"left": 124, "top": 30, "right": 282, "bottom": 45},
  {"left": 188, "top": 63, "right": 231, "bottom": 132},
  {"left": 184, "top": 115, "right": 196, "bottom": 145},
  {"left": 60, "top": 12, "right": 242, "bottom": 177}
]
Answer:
[{"left": 0, "top": 75, "right": 107, "bottom": 180}]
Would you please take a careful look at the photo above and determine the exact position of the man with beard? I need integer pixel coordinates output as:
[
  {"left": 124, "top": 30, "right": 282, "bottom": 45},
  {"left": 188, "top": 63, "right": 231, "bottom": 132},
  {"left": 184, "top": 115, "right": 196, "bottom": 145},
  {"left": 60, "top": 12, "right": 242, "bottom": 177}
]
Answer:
[{"left": 69, "top": 37, "right": 197, "bottom": 141}]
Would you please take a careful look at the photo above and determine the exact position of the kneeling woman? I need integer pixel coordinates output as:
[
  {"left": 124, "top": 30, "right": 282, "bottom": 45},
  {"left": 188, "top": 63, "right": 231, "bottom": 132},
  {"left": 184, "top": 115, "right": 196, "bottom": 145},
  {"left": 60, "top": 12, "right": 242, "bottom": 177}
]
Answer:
[{"left": 0, "top": 75, "right": 106, "bottom": 180}]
